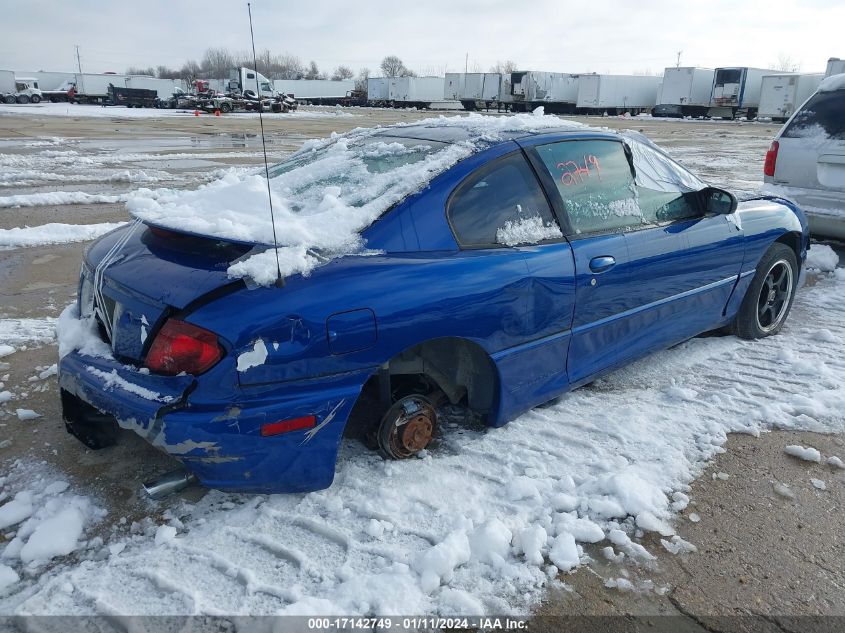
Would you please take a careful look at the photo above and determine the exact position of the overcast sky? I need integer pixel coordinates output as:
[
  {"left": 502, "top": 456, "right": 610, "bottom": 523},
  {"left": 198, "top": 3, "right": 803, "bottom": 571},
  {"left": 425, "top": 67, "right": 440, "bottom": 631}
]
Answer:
[{"left": 2, "top": 0, "right": 841, "bottom": 76}]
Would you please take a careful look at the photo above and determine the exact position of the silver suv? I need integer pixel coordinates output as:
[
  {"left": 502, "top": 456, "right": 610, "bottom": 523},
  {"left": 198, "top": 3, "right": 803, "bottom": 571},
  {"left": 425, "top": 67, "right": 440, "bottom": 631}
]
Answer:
[{"left": 762, "top": 74, "right": 845, "bottom": 238}]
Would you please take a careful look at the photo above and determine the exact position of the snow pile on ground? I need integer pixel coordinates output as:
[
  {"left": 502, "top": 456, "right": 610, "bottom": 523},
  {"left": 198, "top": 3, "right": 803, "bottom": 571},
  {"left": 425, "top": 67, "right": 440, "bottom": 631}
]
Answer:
[
  {"left": 0, "top": 318, "right": 57, "bottom": 348},
  {"left": 805, "top": 244, "right": 839, "bottom": 271},
  {"left": 129, "top": 112, "right": 583, "bottom": 285},
  {"left": 0, "top": 462, "right": 105, "bottom": 587},
  {"left": 0, "top": 187, "right": 173, "bottom": 209},
  {"left": 0, "top": 223, "right": 126, "bottom": 248},
  {"left": 3, "top": 272, "right": 844, "bottom": 616}
]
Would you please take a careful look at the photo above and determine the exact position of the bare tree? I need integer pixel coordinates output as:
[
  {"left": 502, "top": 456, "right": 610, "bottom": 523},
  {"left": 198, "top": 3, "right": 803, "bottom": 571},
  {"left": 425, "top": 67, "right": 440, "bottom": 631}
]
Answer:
[
  {"left": 156, "top": 65, "right": 182, "bottom": 80},
  {"left": 304, "top": 60, "right": 324, "bottom": 80},
  {"left": 126, "top": 66, "right": 155, "bottom": 76},
  {"left": 772, "top": 53, "right": 801, "bottom": 72},
  {"left": 332, "top": 65, "right": 354, "bottom": 81},
  {"left": 380, "top": 55, "right": 408, "bottom": 77},
  {"left": 489, "top": 60, "right": 518, "bottom": 74},
  {"left": 180, "top": 60, "right": 202, "bottom": 83},
  {"left": 355, "top": 67, "right": 370, "bottom": 93},
  {"left": 200, "top": 47, "right": 235, "bottom": 79}
]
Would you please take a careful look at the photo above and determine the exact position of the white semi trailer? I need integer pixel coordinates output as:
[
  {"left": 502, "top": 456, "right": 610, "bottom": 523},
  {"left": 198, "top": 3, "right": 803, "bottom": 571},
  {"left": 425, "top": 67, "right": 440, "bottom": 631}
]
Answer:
[
  {"left": 510, "top": 71, "right": 580, "bottom": 113},
  {"left": 367, "top": 77, "right": 389, "bottom": 105},
  {"left": 387, "top": 77, "right": 444, "bottom": 108},
  {"left": 653, "top": 67, "right": 715, "bottom": 117},
  {"left": 575, "top": 74, "right": 660, "bottom": 114},
  {"left": 709, "top": 67, "right": 776, "bottom": 119},
  {"left": 273, "top": 79, "right": 355, "bottom": 105},
  {"left": 443, "top": 72, "right": 502, "bottom": 110},
  {"left": 758, "top": 73, "right": 823, "bottom": 121}
]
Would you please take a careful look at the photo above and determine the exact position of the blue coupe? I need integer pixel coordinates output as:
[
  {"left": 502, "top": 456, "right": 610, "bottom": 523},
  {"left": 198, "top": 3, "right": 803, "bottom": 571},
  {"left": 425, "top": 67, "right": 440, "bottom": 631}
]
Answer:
[{"left": 57, "top": 116, "right": 808, "bottom": 493}]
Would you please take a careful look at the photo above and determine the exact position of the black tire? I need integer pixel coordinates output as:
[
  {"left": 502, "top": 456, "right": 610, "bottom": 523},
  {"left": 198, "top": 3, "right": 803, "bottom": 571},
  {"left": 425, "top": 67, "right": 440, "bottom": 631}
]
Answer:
[
  {"left": 731, "top": 243, "right": 797, "bottom": 340},
  {"left": 219, "top": 101, "right": 232, "bottom": 113},
  {"left": 3, "top": 94, "right": 15, "bottom": 104},
  {"left": 30, "top": 94, "right": 41, "bottom": 104},
  {"left": 16, "top": 94, "right": 30, "bottom": 104}
]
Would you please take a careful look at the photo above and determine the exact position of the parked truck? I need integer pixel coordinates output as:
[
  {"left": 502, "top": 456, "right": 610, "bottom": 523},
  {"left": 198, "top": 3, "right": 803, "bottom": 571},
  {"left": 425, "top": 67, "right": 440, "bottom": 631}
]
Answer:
[
  {"left": 575, "top": 74, "right": 660, "bottom": 114},
  {"left": 1, "top": 71, "right": 44, "bottom": 104},
  {"left": 653, "top": 67, "right": 715, "bottom": 117},
  {"left": 709, "top": 67, "right": 775, "bottom": 119},
  {"left": 758, "top": 73, "right": 823, "bottom": 121}
]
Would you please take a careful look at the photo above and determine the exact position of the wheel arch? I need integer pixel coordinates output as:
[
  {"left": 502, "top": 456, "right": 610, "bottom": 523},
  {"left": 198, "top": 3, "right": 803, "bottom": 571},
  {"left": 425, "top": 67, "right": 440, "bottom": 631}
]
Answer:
[{"left": 774, "top": 230, "right": 804, "bottom": 265}]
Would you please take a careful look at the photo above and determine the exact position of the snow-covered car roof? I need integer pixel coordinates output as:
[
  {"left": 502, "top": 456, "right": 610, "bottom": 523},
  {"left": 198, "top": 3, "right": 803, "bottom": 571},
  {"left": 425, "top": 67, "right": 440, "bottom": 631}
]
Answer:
[{"left": 126, "top": 112, "right": 706, "bottom": 286}]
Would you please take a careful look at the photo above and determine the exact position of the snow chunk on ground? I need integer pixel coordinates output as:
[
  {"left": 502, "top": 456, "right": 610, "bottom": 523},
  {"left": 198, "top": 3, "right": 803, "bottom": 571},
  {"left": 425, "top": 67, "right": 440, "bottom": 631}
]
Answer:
[
  {"left": 827, "top": 456, "right": 844, "bottom": 469},
  {"left": 661, "top": 535, "right": 697, "bottom": 555},
  {"left": 19, "top": 507, "right": 85, "bottom": 564},
  {"left": 237, "top": 339, "right": 268, "bottom": 372},
  {"left": 0, "top": 222, "right": 126, "bottom": 248},
  {"left": 548, "top": 533, "right": 579, "bottom": 572},
  {"left": 0, "top": 492, "right": 34, "bottom": 529},
  {"left": 805, "top": 244, "right": 839, "bottom": 272},
  {"left": 784, "top": 444, "right": 822, "bottom": 462},
  {"left": 469, "top": 519, "right": 512, "bottom": 566},
  {"left": 0, "top": 564, "right": 18, "bottom": 591},
  {"left": 0, "top": 317, "right": 57, "bottom": 347},
  {"left": 0, "top": 345, "right": 13, "bottom": 358},
  {"left": 496, "top": 215, "right": 562, "bottom": 246},
  {"left": 15, "top": 409, "right": 40, "bottom": 421},
  {"left": 412, "top": 530, "right": 471, "bottom": 593},
  {"left": 811, "top": 478, "right": 826, "bottom": 490},
  {"left": 154, "top": 525, "right": 177, "bottom": 546}
]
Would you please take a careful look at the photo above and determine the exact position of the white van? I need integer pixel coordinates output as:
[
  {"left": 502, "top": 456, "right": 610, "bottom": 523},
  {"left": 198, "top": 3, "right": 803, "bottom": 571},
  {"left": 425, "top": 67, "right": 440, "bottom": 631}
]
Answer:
[{"left": 762, "top": 74, "right": 845, "bottom": 238}]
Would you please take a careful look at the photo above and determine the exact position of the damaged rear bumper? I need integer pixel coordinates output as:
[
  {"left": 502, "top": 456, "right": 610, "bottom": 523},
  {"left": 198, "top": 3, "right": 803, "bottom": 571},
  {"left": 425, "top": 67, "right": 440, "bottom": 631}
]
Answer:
[{"left": 59, "top": 351, "right": 367, "bottom": 493}]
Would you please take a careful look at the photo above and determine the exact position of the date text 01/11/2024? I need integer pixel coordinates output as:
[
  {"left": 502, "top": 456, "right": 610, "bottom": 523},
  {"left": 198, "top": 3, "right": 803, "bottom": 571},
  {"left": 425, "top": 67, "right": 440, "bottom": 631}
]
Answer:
[{"left": 306, "top": 616, "right": 528, "bottom": 630}]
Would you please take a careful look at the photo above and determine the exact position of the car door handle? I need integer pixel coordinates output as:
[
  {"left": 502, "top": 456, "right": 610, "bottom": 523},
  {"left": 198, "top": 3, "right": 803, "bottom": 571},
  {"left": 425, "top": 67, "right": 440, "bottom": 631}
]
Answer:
[{"left": 589, "top": 256, "right": 616, "bottom": 273}]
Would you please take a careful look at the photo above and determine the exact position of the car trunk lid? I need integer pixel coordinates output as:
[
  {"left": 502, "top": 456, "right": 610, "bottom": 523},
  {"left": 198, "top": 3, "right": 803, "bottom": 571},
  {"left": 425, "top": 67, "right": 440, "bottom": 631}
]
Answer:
[{"left": 84, "top": 222, "right": 252, "bottom": 363}]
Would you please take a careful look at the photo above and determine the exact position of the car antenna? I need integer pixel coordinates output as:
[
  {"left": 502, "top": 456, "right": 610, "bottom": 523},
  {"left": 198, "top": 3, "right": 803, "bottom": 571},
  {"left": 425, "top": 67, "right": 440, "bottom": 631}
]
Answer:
[{"left": 247, "top": 2, "right": 284, "bottom": 288}]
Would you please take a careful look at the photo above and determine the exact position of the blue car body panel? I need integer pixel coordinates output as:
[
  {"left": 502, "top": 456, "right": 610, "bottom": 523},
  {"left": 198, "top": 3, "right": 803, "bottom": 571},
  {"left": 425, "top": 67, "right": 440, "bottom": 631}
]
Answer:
[{"left": 59, "top": 128, "right": 809, "bottom": 493}]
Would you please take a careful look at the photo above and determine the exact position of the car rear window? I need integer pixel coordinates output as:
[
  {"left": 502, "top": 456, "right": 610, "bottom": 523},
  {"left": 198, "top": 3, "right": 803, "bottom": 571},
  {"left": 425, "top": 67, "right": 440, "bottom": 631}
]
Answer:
[{"left": 782, "top": 91, "right": 845, "bottom": 141}]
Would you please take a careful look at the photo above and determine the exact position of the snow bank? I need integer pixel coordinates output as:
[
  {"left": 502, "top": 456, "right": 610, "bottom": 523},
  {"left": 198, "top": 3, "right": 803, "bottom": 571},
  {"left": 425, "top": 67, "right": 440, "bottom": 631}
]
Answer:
[
  {"left": 128, "top": 112, "right": 583, "bottom": 285},
  {"left": 0, "top": 223, "right": 126, "bottom": 248},
  {"left": 805, "top": 244, "right": 839, "bottom": 272}
]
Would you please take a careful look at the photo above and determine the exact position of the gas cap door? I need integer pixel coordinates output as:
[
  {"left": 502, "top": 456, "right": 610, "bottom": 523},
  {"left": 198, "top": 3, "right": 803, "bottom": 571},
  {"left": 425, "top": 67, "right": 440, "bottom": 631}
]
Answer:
[{"left": 326, "top": 308, "right": 377, "bottom": 355}]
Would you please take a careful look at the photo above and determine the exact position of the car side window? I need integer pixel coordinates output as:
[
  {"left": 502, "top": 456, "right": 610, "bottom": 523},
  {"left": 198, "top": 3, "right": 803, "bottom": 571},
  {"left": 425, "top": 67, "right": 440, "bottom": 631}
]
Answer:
[
  {"left": 534, "top": 140, "right": 647, "bottom": 235},
  {"left": 448, "top": 152, "right": 560, "bottom": 247}
]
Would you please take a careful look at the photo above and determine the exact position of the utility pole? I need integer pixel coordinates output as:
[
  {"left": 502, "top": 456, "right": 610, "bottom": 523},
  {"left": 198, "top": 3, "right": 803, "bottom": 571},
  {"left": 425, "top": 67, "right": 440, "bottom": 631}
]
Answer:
[
  {"left": 75, "top": 45, "right": 86, "bottom": 94},
  {"left": 465, "top": 52, "right": 468, "bottom": 74},
  {"left": 676, "top": 50, "right": 683, "bottom": 68}
]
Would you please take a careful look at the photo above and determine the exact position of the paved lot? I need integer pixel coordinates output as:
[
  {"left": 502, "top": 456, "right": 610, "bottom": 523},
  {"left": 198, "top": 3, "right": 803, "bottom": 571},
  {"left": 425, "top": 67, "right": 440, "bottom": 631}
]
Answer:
[{"left": 0, "top": 106, "right": 843, "bottom": 626}]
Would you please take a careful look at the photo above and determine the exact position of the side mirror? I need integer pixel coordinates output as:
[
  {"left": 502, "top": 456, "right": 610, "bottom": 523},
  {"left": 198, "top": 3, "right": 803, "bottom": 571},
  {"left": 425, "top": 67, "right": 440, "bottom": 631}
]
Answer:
[{"left": 704, "top": 187, "right": 738, "bottom": 215}]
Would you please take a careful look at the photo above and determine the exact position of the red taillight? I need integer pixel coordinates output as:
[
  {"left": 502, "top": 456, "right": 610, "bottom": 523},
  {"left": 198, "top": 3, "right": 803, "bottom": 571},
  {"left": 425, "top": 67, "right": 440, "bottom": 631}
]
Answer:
[
  {"left": 145, "top": 319, "right": 222, "bottom": 375},
  {"left": 763, "top": 141, "right": 779, "bottom": 177},
  {"left": 261, "top": 415, "right": 317, "bottom": 437}
]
